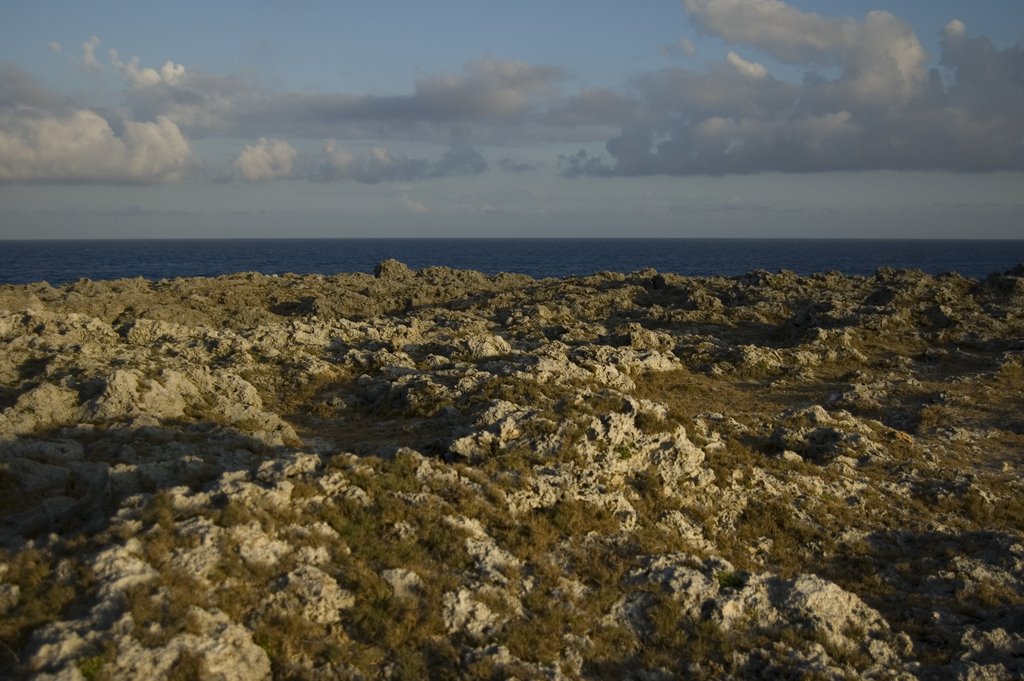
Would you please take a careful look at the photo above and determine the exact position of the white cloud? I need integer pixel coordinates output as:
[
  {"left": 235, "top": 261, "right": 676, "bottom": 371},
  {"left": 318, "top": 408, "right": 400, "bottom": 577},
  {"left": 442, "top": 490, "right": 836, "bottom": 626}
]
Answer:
[
  {"left": 47, "top": 41, "right": 62, "bottom": 54},
  {"left": 321, "top": 138, "right": 354, "bottom": 174},
  {"left": 0, "top": 67, "right": 195, "bottom": 184},
  {"left": 726, "top": 52, "right": 767, "bottom": 80},
  {"left": 938, "top": 19, "right": 1024, "bottom": 134},
  {"left": 0, "top": 110, "right": 192, "bottom": 183},
  {"left": 683, "top": 0, "right": 850, "bottom": 60},
  {"left": 944, "top": 19, "right": 967, "bottom": 39},
  {"left": 13, "top": 16, "right": 1021, "bottom": 182},
  {"left": 315, "top": 139, "right": 487, "bottom": 184},
  {"left": 108, "top": 53, "right": 568, "bottom": 141},
  {"left": 560, "top": 0, "right": 1024, "bottom": 176},
  {"left": 234, "top": 138, "right": 298, "bottom": 181},
  {"left": 413, "top": 56, "right": 564, "bottom": 119},
  {"left": 81, "top": 36, "right": 103, "bottom": 72},
  {"left": 683, "top": 0, "right": 927, "bottom": 105},
  {"left": 110, "top": 49, "right": 187, "bottom": 88},
  {"left": 694, "top": 111, "right": 859, "bottom": 147},
  {"left": 316, "top": 143, "right": 429, "bottom": 183}
]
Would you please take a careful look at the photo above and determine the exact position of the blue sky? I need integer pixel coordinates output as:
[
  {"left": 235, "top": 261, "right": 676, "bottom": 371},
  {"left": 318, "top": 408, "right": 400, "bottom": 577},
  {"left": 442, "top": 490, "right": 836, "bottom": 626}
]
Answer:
[{"left": 1, "top": 0, "right": 1022, "bottom": 238}]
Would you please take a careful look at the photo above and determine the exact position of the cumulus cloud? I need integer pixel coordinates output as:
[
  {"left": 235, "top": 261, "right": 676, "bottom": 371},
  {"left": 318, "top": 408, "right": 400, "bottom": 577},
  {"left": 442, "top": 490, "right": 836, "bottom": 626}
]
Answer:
[
  {"left": 0, "top": 110, "right": 192, "bottom": 183},
  {"left": 432, "top": 143, "right": 488, "bottom": 176},
  {"left": 107, "top": 52, "right": 568, "bottom": 142},
  {"left": 110, "top": 49, "right": 186, "bottom": 88},
  {"left": 314, "top": 139, "right": 487, "bottom": 184},
  {"left": 316, "top": 142, "right": 429, "bottom": 183},
  {"left": 561, "top": 1, "right": 1024, "bottom": 176},
  {"left": 944, "top": 19, "right": 967, "bottom": 39},
  {"left": 47, "top": 41, "right": 62, "bottom": 54},
  {"left": 27, "top": 18, "right": 1024, "bottom": 182},
  {"left": 0, "top": 68, "right": 193, "bottom": 183},
  {"left": 234, "top": 138, "right": 298, "bottom": 181},
  {"left": 408, "top": 57, "right": 566, "bottom": 121},
  {"left": 684, "top": 0, "right": 844, "bottom": 58},
  {"left": 939, "top": 20, "right": 1024, "bottom": 122},
  {"left": 725, "top": 52, "right": 767, "bottom": 80},
  {"left": 81, "top": 36, "right": 103, "bottom": 72},
  {"left": 683, "top": 0, "right": 927, "bottom": 104}
]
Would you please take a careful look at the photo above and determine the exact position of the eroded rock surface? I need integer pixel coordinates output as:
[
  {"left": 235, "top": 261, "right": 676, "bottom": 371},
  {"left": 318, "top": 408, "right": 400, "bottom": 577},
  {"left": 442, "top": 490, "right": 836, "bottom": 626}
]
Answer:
[{"left": 1, "top": 263, "right": 1022, "bottom": 679}]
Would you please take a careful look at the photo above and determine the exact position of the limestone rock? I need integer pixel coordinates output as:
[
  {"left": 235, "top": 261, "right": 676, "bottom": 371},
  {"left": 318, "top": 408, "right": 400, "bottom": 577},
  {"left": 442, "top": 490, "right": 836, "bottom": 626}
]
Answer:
[
  {"left": 105, "top": 608, "right": 270, "bottom": 681},
  {"left": 230, "top": 521, "right": 291, "bottom": 568},
  {"left": 381, "top": 568, "right": 424, "bottom": 600},
  {"left": 267, "top": 565, "right": 354, "bottom": 625},
  {"left": 443, "top": 588, "right": 500, "bottom": 641},
  {"left": 2, "top": 263, "right": 1022, "bottom": 679},
  {"left": 374, "top": 259, "right": 414, "bottom": 280},
  {"left": 1, "top": 383, "right": 83, "bottom": 437}
]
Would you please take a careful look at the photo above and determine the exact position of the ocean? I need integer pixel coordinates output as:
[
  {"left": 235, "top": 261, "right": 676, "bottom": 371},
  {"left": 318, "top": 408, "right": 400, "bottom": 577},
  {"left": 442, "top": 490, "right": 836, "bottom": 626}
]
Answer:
[{"left": 1, "top": 239, "right": 1023, "bottom": 286}]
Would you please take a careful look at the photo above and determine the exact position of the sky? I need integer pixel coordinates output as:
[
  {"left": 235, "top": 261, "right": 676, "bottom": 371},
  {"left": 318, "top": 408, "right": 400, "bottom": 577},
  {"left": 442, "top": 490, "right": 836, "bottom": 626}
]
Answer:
[{"left": 0, "top": 0, "right": 1022, "bottom": 239}]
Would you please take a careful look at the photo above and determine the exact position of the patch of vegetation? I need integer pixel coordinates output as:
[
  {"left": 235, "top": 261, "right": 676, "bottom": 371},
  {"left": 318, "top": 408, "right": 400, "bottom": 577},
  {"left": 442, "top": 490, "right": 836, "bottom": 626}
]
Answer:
[
  {"left": 165, "top": 649, "right": 206, "bottom": 681},
  {"left": 638, "top": 591, "right": 739, "bottom": 678},
  {"left": 0, "top": 548, "right": 80, "bottom": 667},
  {"left": 123, "top": 568, "right": 208, "bottom": 648},
  {"left": 76, "top": 654, "right": 110, "bottom": 681},
  {"left": 724, "top": 499, "right": 824, "bottom": 577},
  {"left": 716, "top": 570, "right": 747, "bottom": 590}
]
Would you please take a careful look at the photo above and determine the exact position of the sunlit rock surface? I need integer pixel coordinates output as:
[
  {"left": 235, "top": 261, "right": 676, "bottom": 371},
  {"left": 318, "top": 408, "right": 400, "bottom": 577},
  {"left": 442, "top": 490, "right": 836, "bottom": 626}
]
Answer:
[{"left": 1, "top": 261, "right": 1022, "bottom": 679}]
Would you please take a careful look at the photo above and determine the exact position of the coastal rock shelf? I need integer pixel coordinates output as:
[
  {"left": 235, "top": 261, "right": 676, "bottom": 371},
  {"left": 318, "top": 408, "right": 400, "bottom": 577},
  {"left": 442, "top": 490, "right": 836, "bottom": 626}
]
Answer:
[{"left": 1, "top": 261, "right": 1022, "bottom": 679}]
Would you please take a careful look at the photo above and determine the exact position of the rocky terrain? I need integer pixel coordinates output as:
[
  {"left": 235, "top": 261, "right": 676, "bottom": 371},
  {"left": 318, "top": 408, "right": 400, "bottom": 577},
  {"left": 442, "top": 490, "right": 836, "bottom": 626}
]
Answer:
[{"left": 0, "top": 259, "right": 1022, "bottom": 680}]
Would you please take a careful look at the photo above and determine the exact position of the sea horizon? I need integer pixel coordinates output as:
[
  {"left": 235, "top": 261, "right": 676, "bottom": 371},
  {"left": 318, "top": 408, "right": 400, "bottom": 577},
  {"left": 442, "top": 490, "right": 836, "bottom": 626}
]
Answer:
[
  {"left": 3, "top": 236, "right": 1023, "bottom": 242},
  {"left": 3, "top": 237, "right": 1024, "bottom": 287}
]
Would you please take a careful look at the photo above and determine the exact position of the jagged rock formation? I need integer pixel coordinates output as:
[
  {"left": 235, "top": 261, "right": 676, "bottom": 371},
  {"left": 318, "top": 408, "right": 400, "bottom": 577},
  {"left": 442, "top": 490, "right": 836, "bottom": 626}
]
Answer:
[{"left": 1, "top": 260, "right": 1022, "bottom": 679}]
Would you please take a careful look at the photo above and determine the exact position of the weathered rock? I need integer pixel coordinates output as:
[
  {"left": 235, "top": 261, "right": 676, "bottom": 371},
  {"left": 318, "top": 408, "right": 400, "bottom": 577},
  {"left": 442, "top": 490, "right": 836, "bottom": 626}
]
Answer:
[
  {"left": 103, "top": 608, "right": 270, "bottom": 681},
  {"left": 1, "top": 383, "right": 83, "bottom": 437},
  {"left": 374, "top": 258, "right": 414, "bottom": 280},
  {"left": 1, "top": 263, "right": 1022, "bottom": 679},
  {"left": 267, "top": 565, "right": 354, "bottom": 625},
  {"left": 443, "top": 588, "right": 500, "bottom": 641},
  {"left": 381, "top": 568, "right": 424, "bottom": 600}
]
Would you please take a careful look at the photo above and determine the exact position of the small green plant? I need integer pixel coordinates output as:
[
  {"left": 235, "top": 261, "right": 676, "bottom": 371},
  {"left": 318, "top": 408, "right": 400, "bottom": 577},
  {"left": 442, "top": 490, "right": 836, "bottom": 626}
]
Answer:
[
  {"left": 716, "top": 571, "right": 746, "bottom": 590},
  {"left": 77, "top": 655, "right": 108, "bottom": 681}
]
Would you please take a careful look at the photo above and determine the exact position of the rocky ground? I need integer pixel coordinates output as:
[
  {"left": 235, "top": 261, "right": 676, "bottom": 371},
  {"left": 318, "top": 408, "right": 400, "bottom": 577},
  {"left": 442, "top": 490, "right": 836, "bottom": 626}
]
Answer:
[{"left": 0, "top": 259, "right": 1022, "bottom": 680}]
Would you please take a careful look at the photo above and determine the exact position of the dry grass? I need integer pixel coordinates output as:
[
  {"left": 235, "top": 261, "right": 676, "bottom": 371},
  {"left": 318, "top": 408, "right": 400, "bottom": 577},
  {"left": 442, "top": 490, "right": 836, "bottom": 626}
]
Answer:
[
  {"left": 0, "top": 548, "right": 80, "bottom": 668},
  {"left": 123, "top": 569, "right": 208, "bottom": 648},
  {"left": 5, "top": 274, "right": 1023, "bottom": 679}
]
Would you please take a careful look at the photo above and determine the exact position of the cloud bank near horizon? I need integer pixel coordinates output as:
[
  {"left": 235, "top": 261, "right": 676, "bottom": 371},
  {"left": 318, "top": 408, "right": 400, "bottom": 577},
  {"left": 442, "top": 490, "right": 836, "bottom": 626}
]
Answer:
[
  {"left": 0, "top": 0, "right": 1022, "bottom": 185},
  {"left": 563, "top": 0, "right": 1024, "bottom": 177}
]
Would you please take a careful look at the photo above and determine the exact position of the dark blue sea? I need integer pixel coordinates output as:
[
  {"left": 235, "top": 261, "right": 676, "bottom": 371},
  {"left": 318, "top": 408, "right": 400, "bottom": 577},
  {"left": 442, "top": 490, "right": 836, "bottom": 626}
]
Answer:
[{"left": 1, "top": 239, "right": 1023, "bottom": 286}]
